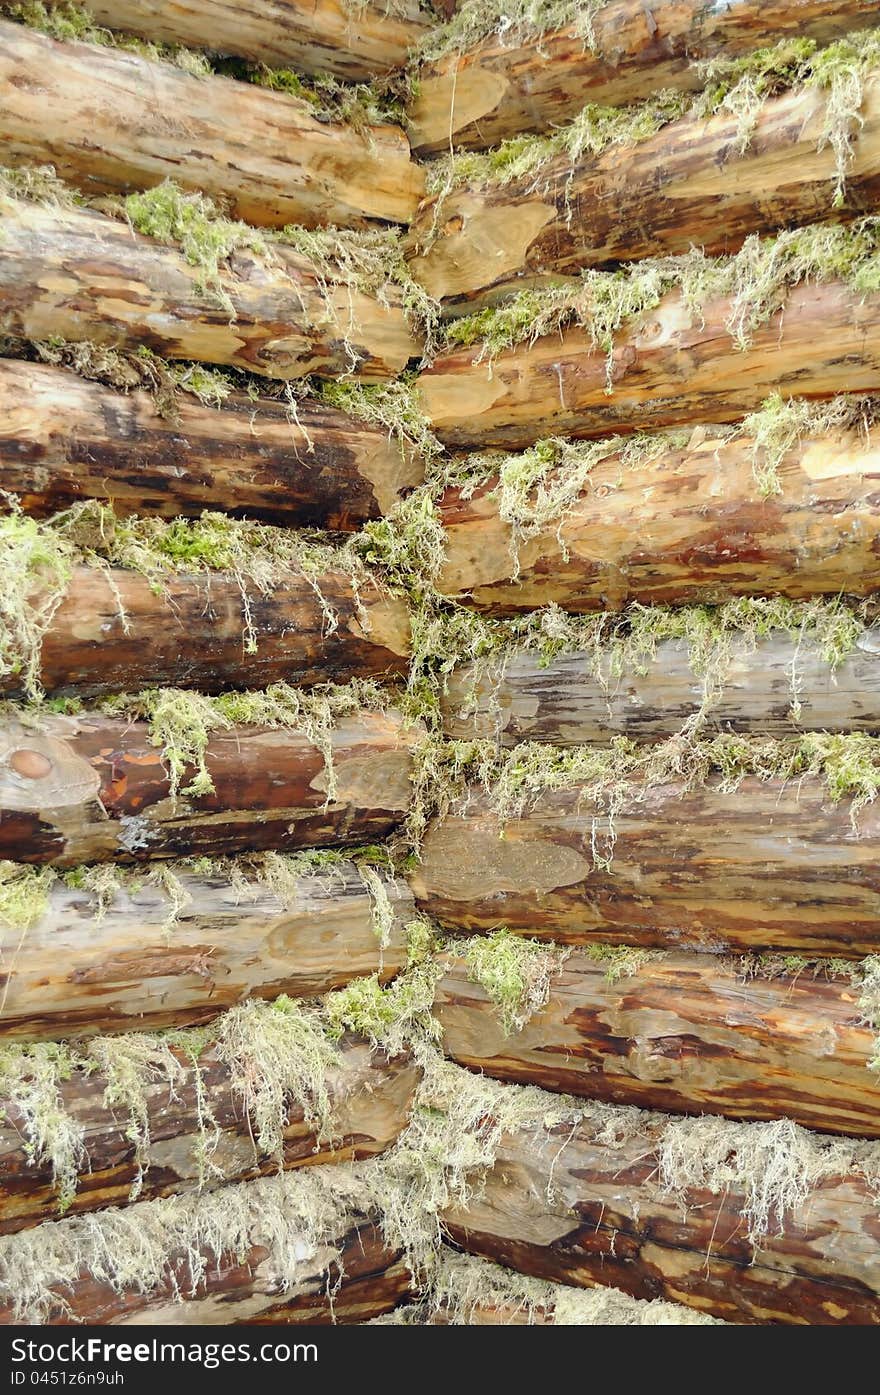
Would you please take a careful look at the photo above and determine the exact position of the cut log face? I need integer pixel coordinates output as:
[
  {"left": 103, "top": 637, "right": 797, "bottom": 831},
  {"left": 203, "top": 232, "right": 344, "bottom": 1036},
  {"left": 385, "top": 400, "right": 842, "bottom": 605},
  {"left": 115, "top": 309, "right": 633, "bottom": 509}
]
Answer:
[
  {"left": 89, "top": 0, "right": 430, "bottom": 80},
  {"left": 435, "top": 428, "right": 880, "bottom": 612},
  {"left": 0, "top": 1038, "right": 420, "bottom": 1233},
  {"left": 441, "top": 1115, "right": 880, "bottom": 1324},
  {"left": 411, "top": 779, "right": 880, "bottom": 956},
  {"left": 410, "top": 77, "right": 880, "bottom": 307},
  {"left": 436, "top": 951, "right": 880, "bottom": 1137},
  {"left": 0, "top": 200, "right": 420, "bottom": 380},
  {"left": 11, "top": 565, "right": 410, "bottom": 700},
  {"left": 442, "top": 629, "right": 880, "bottom": 744},
  {"left": 418, "top": 281, "right": 880, "bottom": 448},
  {"left": 0, "top": 710, "right": 419, "bottom": 867},
  {"left": 0, "top": 863, "right": 413, "bottom": 1039},
  {"left": 408, "top": 0, "right": 880, "bottom": 155},
  {"left": 0, "top": 360, "right": 424, "bottom": 527},
  {"left": 0, "top": 21, "right": 424, "bottom": 228}
]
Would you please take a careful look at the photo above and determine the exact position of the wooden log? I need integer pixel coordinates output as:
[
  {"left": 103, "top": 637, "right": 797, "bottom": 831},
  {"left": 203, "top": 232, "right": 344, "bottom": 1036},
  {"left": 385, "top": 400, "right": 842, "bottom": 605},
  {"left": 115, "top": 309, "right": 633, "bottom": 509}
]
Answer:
[
  {"left": 441, "top": 1113, "right": 880, "bottom": 1324},
  {"left": 442, "top": 629, "right": 880, "bottom": 745},
  {"left": 408, "top": 0, "right": 880, "bottom": 155},
  {"left": 8, "top": 564, "right": 410, "bottom": 699},
  {"left": 435, "top": 950, "right": 880, "bottom": 1137},
  {"left": 411, "top": 779, "right": 880, "bottom": 956},
  {"left": 410, "top": 76, "right": 880, "bottom": 308},
  {"left": 0, "top": 1037, "right": 420, "bottom": 1233},
  {"left": 0, "top": 862, "right": 413, "bottom": 1039},
  {"left": 88, "top": 0, "right": 431, "bottom": 80},
  {"left": 0, "top": 708, "right": 418, "bottom": 867},
  {"left": 0, "top": 360, "right": 423, "bottom": 527},
  {"left": 418, "top": 280, "right": 880, "bottom": 449},
  {"left": 435, "top": 427, "right": 880, "bottom": 612},
  {"left": 0, "top": 199, "right": 420, "bottom": 381},
  {"left": 0, "top": 21, "right": 424, "bottom": 229}
]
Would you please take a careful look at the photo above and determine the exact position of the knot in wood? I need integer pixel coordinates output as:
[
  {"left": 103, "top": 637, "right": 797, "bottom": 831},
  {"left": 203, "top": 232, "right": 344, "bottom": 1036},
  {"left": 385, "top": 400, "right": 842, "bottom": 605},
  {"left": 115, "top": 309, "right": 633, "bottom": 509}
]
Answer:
[{"left": 8, "top": 748, "right": 52, "bottom": 779}]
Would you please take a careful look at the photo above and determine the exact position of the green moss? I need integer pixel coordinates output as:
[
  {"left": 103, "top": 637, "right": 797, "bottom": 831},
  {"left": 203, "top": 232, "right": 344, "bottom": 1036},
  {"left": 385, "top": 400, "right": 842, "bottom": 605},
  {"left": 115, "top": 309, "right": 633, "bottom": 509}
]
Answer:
[
  {"left": 324, "top": 956, "right": 443, "bottom": 1058},
  {"left": 5, "top": 0, "right": 212, "bottom": 74},
  {"left": 463, "top": 928, "right": 567, "bottom": 1033},
  {"left": 416, "top": 0, "right": 603, "bottom": 64},
  {"left": 584, "top": 944, "right": 662, "bottom": 984},
  {"left": 0, "top": 1041, "right": 84, "bottom": 1212},
  {"left": 318, "top": 377, "right": 443, "bottom": 464},
  {"left": 0, "top": 508, "right": 74, "bottom": 698}
]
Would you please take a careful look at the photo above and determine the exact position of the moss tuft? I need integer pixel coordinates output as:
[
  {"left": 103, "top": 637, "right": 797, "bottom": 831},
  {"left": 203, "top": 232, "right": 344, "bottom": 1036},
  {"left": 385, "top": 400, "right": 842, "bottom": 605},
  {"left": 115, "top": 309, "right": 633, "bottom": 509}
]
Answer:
[
  {"left": 462, "top": 928, "right": 568, "bottom": 1033},
  {"left": 5, "top": 0, "right": 212, "bottom": 73}
]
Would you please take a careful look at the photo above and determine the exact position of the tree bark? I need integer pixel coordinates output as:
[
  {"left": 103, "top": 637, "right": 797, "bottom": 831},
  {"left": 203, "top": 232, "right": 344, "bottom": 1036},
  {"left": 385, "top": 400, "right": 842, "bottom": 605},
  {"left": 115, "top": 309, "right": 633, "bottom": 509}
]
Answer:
[
  {"left": 411, "top": 778, "right": 880, "bottom": 956},
  {"left": 0, "top": 199, "right": 420, "bottom": 381},
  {"left": 408, "top": 0, "right": 880, "bottom": 155},
  {"left": 0, "top": 1038, "right": 419, "bottom": 1233},
  {"left": 0, "top": 862, "right": 413, "bottom": 1040},
  {"left": 89, "top": 0, "right": 430, "bottom": 80},
  {"left": 9, "top": 564, "right": 410, "bottom": 700},
  {"left": 0, "top": 359, "right": 423, "bottom": 527},
  {"left": 436, "top": 951, "right": 880, "bottom": 1137},
  {"left": 0, "top": 21, "right": 424, "bottom": 229},
  {"left": 442, "top": 629, "right": 880, "bottom": 744},
  {"left": 435, "top": 426, "right": 880, "bottom": 612},
  {"left": 441, "top": 1115, "right": 880, "bottom": 1324},
  {"left": 410, "top": 77, "right": 880, "bottom": 308},
  {"left": 418, "top": 281, "right": 880, "bottom": 449},
  {"left": 0, "top": 709, "right": 419, "bottom": 867}
]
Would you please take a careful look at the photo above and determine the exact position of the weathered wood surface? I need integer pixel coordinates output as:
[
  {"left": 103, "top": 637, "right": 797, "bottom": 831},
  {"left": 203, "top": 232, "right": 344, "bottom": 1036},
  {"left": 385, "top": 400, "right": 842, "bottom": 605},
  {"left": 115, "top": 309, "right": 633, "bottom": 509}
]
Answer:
[
  {"left": 411, "top": 779, "right": 880, "bottom": 956},
  {"left": 0, "top": 360, "right": 423, "bottom": 527},
  {"left": 411, "top": 76, "right": 880, "bottom": 307},
  {"left": 0, "top": 1211, "right": 410, "bottom": 1325},
  {"left": 0, "top": 21, "right": 424, "bottom": 228},
  {"left": 442, "top": 629, "right": 880, "bottom": 744},
  {"left": 0, "top": 709, "right": 418, "bottom": 867},
  {"left": 0, "top": 200, "right": 420, "bottom": 381},
  {"left": 89, "top": 0, "right": 431, "bottom": 80},
  {"left": 0, "top": 1038, "right": 419, "bottom": 1233},
  {"left": 418, "top": 281, "right": 880, "bottom": 448},
  {"left": 441, "top": 1116, "right": 880, "bottom": 1324},
  {"left": 408, "top": 0, "right": 880, "bottom": 155},
  {"left": 10, "top": 564, "right": 410, "bottom": 700},
  {"left": 436, "top": 951, "right": 880, "bottom": 1137},
  {"left": 435, "top": 428, "right": 880, "bottom": 612},
  {"left": 0, "top": 863, "right": 413, "bottom": 1039}
]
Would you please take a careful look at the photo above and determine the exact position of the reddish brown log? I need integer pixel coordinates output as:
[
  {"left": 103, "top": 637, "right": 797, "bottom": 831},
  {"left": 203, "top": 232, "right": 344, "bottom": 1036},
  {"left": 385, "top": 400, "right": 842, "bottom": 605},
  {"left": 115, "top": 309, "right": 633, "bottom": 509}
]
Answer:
[
  {"left": 0, "top": 21, "right": 424, "bottom": 228},
  {"left": 436, "top": 950, "right": 880, "bottom": 1137},
  {"left": 0, "top": 360, "right": 423, "bottom": 527},
  {"left": 0, "top": 709, "right": 419, "bottom": 867},
  {"left": 411, "top": 778, "right": 880, "bottom": 956},
  {"left": 9, "top": 564, "right": 410, "bottom": 700}
]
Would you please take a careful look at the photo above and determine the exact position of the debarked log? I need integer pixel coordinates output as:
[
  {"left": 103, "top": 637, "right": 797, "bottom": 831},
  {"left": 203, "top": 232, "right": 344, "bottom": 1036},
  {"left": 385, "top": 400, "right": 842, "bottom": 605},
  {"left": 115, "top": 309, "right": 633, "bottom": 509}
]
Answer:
[
  {"left": 0, "top": 199, "right": 420, "bottom": 381},
  {"left": 410, "top": 75, "right": 880, "bottom": 307},
  {"left": 0, "top": 861, "right": 413, "bottom": 1039},
  {"left": 0, "top": 1037, "right": 420, "bottom": 1233},
  {"left": 8, "top": 564, "right": 410, "bottom": 699},
  {"left": 411, "top": 779, "right": 880, "bottom": 956},
  {"left": 407, "top": 0, "right": 879, "bottom": 155},
  {"left": 418, "top": 281, "right": 880, "bottom": 448},
  {"left": 0, "top": 359, "right": 423, "bottom": 527},
  {"left": 0, "top": 21, "right": 424, "bottom": 228},
  {"left": 435, "top": 950, "right": 880, "bottom": 1137},
  {"left": 0, "top": 709, "right": 419, "bottom": 866},
  {"left": 441, "top": 1112, "right": 880, "bottom": 1324}
]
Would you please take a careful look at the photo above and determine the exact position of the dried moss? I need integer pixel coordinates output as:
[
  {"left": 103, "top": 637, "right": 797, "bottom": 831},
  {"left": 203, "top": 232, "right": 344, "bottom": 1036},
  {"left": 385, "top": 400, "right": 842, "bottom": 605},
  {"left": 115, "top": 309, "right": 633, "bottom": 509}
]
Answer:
[
  {"left": 0, "top": 507, "right": 74, "bottom": 698},
  {"left": 463, "top": 928, "right": 568, "bottom": 1033},
  {"left": 416, "top": 0, "right": 603, "bottom": 64},
  {"left": 0, "top": 1041, "right": 84, "bottom": 1213}
]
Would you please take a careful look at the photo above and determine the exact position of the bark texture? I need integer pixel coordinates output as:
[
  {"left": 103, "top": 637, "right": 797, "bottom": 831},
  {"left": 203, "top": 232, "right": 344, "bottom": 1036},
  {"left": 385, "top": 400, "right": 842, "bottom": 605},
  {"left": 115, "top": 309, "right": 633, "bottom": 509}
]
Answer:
[
  {"left": 0, "top": 1039, "right": 419, "bottom": 1233},
  {"left": 442, "top": 1116, "right": 880, "bottom": 1324},
  {"left": 436, "top": 951, "right": 880, "bottom": 1137},
  {"left": 0, "top": 21, "right": 424, "bottom": 228},
  {"left": 410, "top": 77, "right": 880, "bottom": 307},
  {"left": 417, "top": 281, "right": 880, "bottom": 448},
  {"left": 0, "top": 199, "right": 420, "bottom": 381},
  {"left": 408, "top": 0, "right": 880, "bottom": 154},
  {"left": 89, "top": 0, "right": 430, "bottom": 80},
  {"left": 435, "top": 427, "right": 880, "bottom": 612},
  {"left": 411, "top": 779, "right": 880, "bottom": 956},
  {"left": 11, "top": 564, "right": 410, "bottom": 700},
  {"left": 442, "top": 629, "right": 880, "bottom": 744},
  {"left": 0, "top": 709, "right": 419, "bottom": 867},
  {"left": 0, "top": 359, "right": 423, "bottom": 527},
  {"left": 0, "top": 863, "right": 413, "bottom": 1040}
]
